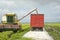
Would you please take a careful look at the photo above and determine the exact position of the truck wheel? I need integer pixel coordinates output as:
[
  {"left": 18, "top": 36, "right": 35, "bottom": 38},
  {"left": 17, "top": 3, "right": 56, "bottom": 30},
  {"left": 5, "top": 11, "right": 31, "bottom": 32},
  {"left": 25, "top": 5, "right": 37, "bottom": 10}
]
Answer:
[
  {"left": 0, "top": 29, "right": 3, "bottom": 32},
  {"left": 13, "top": 30, "right": 18, "bottom": 33},
  {"left": 31, "top": 28, "right": 35, "bottom": 31},
  {"left": 40, "top": 28, "right": 43, "bottom": 31}
]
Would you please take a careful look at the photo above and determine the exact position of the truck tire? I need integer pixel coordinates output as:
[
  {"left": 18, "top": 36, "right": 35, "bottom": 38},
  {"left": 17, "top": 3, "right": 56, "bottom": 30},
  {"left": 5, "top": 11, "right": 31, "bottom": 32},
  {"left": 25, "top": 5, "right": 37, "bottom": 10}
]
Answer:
[
  {"left": 0, "top": 29, "right": 3, "bottom": 32},
  {"left": 13, "top": 30, "right": 18, "bottom": 33}
]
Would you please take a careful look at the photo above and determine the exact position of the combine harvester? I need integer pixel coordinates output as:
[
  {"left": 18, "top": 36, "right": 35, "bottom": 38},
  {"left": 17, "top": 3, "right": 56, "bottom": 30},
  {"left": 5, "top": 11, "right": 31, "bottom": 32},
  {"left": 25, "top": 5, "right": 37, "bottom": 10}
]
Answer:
[
  {"left": 0, "top": 13, "right": 21, "bottom": 32},
  {"left": 0, "top": 8, "right": 44, "bottom": 32}
]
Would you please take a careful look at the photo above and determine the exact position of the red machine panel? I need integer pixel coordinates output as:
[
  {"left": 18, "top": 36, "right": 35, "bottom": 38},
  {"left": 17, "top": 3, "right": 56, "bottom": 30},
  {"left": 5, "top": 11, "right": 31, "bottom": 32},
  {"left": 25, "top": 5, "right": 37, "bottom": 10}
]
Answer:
[{"left": 30, "top": 14, "right": 44, "bottom": 28}]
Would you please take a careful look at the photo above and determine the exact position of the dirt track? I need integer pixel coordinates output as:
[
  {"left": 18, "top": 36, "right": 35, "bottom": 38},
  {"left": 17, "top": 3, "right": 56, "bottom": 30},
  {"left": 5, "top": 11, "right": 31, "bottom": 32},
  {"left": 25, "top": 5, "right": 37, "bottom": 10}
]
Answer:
[{"left": 23, "top": 29, "right": 54, "bottom": 40}]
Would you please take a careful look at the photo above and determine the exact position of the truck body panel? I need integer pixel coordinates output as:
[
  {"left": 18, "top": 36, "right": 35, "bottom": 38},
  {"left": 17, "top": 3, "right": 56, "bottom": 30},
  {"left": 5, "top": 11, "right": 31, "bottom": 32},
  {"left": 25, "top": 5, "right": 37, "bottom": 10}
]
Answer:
[{"left": 30, "top": 14, "right": 44, "bottom": 28}]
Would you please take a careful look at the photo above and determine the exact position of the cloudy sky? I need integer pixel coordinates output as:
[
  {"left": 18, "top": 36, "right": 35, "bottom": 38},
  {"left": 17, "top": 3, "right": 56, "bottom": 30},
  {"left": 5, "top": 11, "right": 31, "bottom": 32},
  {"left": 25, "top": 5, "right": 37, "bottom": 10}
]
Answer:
[{"left": 0, "top": 0, "right": 60, "bottom": 23}]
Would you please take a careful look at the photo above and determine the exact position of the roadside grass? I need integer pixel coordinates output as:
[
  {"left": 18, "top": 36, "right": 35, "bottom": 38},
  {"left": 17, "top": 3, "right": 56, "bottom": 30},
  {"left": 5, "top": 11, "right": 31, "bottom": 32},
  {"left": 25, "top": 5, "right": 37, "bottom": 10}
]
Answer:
[
  {"left": 45, "top": 23, "right": 60, "bottom": 40},
  {"left": 0, "top": 23, "right": 32, "bottom": 40}
]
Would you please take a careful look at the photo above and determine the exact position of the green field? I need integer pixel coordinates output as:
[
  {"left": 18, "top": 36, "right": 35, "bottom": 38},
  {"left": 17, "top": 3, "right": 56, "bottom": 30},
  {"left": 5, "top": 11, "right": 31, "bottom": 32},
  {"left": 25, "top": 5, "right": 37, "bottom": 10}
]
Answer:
[
  {"left": 45, "top": 22, "right": 60, "bottom": 40},
  {"left": 0, "top": 23, "right": 60, "bottom": 40},
  {"left": 0, "top": 24, "right": 32, "bottom": 40}
]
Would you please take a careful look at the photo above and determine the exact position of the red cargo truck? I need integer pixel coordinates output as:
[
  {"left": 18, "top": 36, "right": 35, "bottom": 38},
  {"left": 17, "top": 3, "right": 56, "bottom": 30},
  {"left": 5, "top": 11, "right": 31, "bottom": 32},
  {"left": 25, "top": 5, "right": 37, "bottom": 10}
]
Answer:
[{"left": 30, "top": 14, "right": 44, "bottom": 31}]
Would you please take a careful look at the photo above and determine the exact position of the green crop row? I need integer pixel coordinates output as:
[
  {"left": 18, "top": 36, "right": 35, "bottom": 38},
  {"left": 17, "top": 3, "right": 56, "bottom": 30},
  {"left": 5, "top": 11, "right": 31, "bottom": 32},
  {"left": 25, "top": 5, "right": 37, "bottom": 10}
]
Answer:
[
  {"left": 0, "top": 24, "right": 32, "bottom": 40},
  {"left": 45, "top": 23, "right": 60, "bottom": 40}
]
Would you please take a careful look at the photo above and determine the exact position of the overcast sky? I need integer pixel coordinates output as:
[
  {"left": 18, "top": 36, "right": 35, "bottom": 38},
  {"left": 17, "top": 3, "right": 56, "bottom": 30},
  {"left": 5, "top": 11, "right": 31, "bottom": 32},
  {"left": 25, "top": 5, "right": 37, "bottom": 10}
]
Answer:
[{"left": 0, "top": 0, "right": 60, "bottom": 23}]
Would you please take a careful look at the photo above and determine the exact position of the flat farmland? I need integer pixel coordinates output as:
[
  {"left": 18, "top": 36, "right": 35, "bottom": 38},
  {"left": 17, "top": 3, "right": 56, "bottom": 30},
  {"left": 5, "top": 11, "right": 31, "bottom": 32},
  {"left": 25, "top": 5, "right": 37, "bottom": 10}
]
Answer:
[
  {"left": 0, "top": 23, "right": 60, "bottom": 40},
  {"left": 45, "top": 22, "right": 60, "bottom": 40},
  {"left": 0, "top": 24, "right": 32, "bottom": 40}
]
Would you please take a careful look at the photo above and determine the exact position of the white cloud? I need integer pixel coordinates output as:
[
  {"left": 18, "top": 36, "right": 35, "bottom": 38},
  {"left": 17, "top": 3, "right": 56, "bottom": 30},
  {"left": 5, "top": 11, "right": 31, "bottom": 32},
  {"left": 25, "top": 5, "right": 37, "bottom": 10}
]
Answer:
[
  {"left": 0, "top": 9, "right": 2, "bottom": 11},
  {"left": 45, "top": 17, "right": 60, "bottom": 19},
  {"left": 45, "top": 17, "right": 60, "bottom": 22},
  {"left": 1, "top": 9, "right": 13, "bottom": 14},
  {"left": 0, "top": 1, "right": 15, "bottom": 6},
  {"left": 0, "top": 0, "right": 60, "bottom": 22},
  {"left": 55, "top": 5, "right": 60, "bottom": 9}
]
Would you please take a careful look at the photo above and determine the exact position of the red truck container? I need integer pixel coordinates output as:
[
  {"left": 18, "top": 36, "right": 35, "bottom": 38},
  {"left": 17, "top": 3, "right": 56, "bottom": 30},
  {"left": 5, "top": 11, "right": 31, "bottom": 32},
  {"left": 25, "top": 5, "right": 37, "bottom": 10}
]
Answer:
[{"left": 30, "top": 14, "right": 44, "bottom": 31}]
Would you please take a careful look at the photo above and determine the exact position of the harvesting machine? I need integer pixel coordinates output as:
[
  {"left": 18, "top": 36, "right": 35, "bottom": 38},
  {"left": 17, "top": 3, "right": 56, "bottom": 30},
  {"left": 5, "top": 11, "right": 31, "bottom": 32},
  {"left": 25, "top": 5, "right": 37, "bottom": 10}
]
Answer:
[
  {"left": 0, "top": 8, "right": 39, "bottom": 32},
  {"left": 0, "top": 13, "right": 21, "bottom": 32}
]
